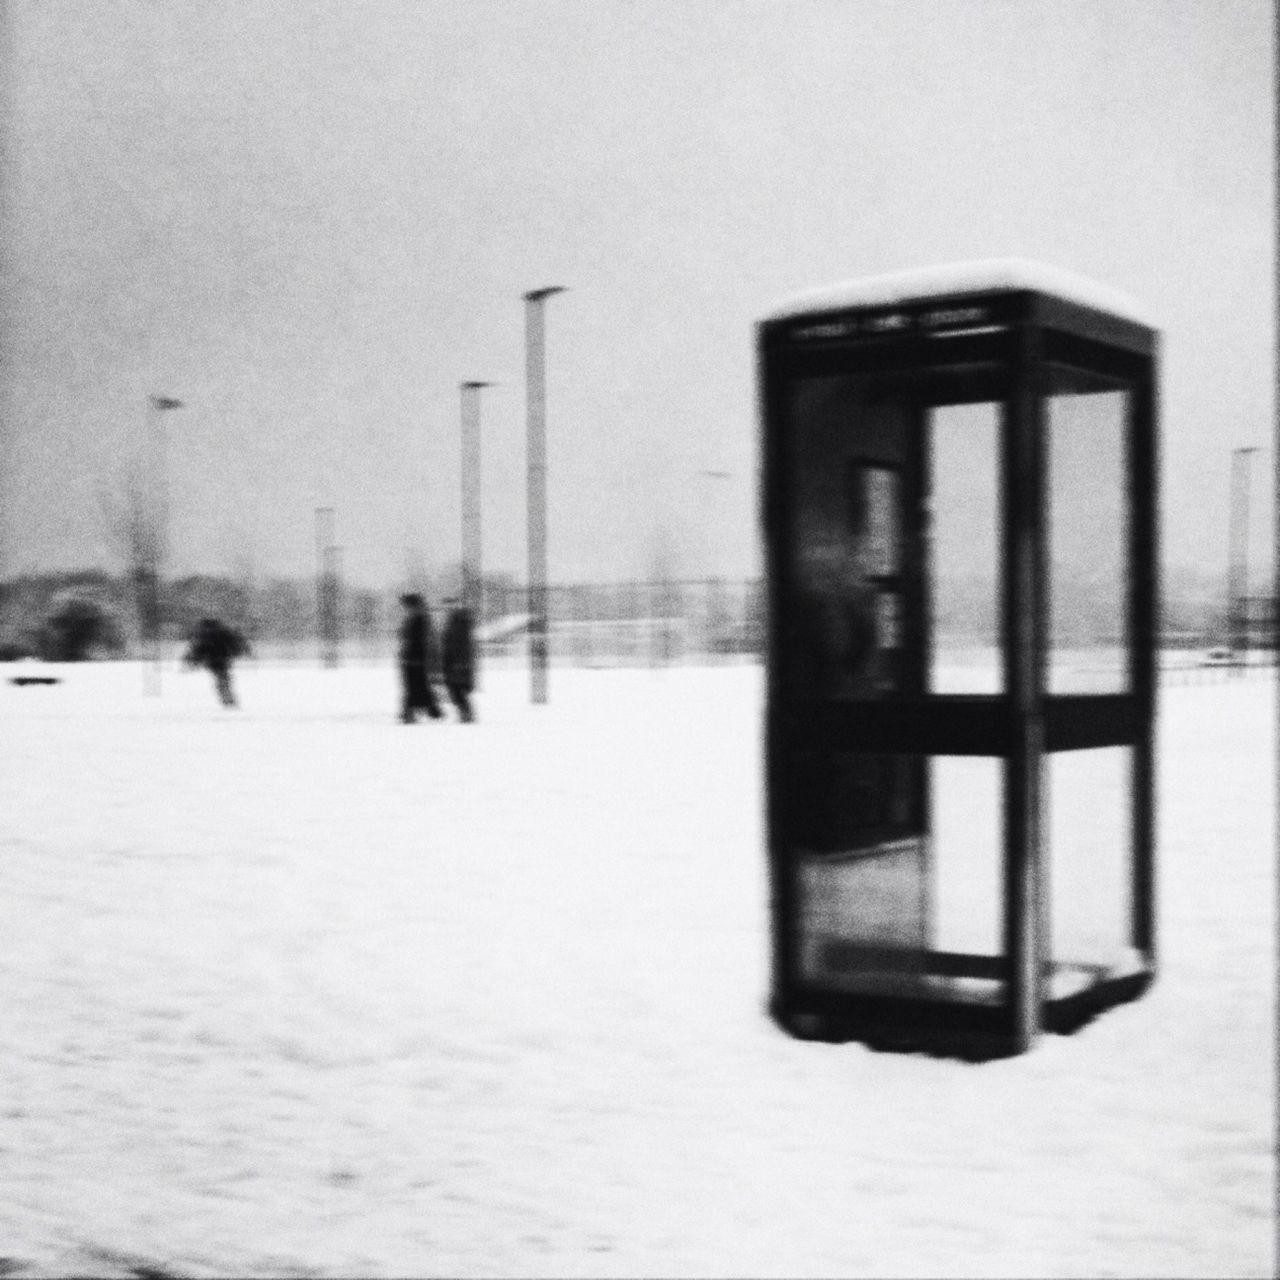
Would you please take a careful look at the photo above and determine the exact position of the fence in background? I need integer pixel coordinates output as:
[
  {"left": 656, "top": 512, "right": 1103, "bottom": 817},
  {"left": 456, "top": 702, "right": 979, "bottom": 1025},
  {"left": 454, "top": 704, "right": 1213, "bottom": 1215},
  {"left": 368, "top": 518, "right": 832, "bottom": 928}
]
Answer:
[
  {"left": 4, "top": 569, "right": 1276, "bottom": 679},
  {"left": 1157, "top": 653, "right": 1277, "bottom": 686},
  {"left": 227, "top": 577, "right": 765, "bottom": 668},
  {"left": 482, "top": 578, "right": 762, "bottom": 667}
]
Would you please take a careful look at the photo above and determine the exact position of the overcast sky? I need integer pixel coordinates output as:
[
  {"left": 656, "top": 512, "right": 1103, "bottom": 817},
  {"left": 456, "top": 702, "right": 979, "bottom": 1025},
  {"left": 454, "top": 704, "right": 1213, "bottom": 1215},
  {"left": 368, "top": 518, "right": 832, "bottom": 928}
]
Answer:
[{"left": 0, "top": 0, "right": 1273, "bottom": 589}]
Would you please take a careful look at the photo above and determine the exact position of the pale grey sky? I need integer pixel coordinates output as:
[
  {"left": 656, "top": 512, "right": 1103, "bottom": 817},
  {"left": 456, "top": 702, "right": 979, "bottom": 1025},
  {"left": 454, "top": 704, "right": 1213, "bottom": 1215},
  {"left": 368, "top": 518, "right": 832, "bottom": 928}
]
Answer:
[{"left": 0, "top": 0, "right": 1273, "bottom": 589}]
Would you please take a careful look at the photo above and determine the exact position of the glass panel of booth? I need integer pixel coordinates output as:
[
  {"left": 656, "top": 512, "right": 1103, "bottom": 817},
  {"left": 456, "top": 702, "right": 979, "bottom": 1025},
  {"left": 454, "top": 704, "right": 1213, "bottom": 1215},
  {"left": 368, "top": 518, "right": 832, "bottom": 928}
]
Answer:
[
  {"left": 784, "top": 368, "right": 1012, "bottom": 702},
  {"left": 1046, "top": 366, "right": 1133, "bottom": 695},
  {"left": 797, "top": 753, "right": 1010, "bottom": 1009},
  {"left": 1047, "top": 746, "right": 1141, "bottom": 992},
  {"left": 926, "top": 402, "right": 1003, "bottom": 693},
  {"left": 795, "top": 811, "right": 931, "bottom": 998},
  {"left": 931, "top": 756, "right": 1004, "bottom": 963},
  {"left": 794, "top": 744, "right": 1137, "bottom": 1006}
]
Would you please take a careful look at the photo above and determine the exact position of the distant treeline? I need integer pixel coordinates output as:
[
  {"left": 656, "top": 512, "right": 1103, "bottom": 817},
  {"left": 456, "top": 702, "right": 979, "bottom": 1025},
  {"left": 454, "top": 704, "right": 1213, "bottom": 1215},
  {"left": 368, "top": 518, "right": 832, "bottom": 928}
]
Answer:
[
  {"left": 0, "top": 563, "right": 1259, "bottom": 662},
  {"left": 0, "top": 569, "right": 412, "bottom": 660},
  {"left": 0, "top": 568, "right": 760, "bottom": 661}
]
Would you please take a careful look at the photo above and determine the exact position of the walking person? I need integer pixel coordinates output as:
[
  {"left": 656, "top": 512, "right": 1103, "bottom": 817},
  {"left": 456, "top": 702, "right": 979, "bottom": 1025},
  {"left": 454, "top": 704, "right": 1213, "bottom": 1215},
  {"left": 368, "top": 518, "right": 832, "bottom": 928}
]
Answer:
[
  {"left": 398, "top": 593, "right": 443, "bottom": 723},
  {"left": 184, "top": 616, "right": 250, "bottom": 707},
  {"left": 442, "top": 598, "right": 477, "bottom": 723}
]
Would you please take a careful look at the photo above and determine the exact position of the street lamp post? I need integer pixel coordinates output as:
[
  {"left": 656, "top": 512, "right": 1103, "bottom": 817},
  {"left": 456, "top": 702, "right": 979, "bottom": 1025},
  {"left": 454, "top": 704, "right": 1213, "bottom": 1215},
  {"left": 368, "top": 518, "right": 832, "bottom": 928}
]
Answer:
[
  {"left": 1228, "top": 446, "right": 1259, "bottom": 668},
  {"left": 145, "top": 393, "right": 184, "bottom": 695},
  {"left": 460, "top": 381, "right": 495, "bottom": 622},
  {"left": 524, "top": 286, "right": 566, "bottom": 705}
]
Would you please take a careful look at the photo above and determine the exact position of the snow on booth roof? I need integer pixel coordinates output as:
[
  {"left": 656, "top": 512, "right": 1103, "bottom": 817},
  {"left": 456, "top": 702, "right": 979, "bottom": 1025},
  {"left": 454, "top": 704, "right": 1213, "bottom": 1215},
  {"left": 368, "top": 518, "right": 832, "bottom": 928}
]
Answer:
[{"left": 761, "top": 258, "right": 1156, "bottom": 328}]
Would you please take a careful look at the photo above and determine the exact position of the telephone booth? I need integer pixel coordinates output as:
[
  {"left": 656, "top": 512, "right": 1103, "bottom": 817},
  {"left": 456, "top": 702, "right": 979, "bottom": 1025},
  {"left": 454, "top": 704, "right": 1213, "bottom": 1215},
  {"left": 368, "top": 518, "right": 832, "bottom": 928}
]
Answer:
[{"left": 759, "top": 261, "right": 1158, "bottom": 1057}]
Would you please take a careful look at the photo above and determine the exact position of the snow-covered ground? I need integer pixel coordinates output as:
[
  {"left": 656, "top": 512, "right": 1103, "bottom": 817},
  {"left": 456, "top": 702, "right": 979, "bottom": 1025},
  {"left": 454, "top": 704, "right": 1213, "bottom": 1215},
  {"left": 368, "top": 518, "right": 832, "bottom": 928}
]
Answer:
[{"left": 0, "top": 658, "right": 1273, "bottom": 1278}]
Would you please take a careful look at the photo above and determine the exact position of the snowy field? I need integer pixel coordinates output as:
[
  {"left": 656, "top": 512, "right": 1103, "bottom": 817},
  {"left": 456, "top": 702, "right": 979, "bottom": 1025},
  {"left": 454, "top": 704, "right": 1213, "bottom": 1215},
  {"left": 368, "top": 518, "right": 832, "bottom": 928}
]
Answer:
[{"left": 0, "top": 657, "right": 1273, "bottom": 1278}]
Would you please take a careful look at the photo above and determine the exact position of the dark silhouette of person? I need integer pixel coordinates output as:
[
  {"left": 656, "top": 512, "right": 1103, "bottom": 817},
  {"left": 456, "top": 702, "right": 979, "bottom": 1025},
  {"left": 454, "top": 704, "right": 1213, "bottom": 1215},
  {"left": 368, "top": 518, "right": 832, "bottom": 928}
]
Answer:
[
  {"left": 441, "top": 599, "right": 476, "bottom": 722},
  {"left": 398, "top": 593, "right": 443, "bottom": 723},
  {"left": 184, "top": 617, "right": 249, "bottom": 707}
]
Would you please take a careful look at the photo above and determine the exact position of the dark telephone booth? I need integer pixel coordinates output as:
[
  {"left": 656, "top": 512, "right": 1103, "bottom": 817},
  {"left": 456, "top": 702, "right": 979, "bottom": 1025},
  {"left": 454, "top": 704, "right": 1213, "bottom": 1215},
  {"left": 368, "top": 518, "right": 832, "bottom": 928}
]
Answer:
[{"left": 759, "top": 262, "right": 1158, "bottom": 1057}]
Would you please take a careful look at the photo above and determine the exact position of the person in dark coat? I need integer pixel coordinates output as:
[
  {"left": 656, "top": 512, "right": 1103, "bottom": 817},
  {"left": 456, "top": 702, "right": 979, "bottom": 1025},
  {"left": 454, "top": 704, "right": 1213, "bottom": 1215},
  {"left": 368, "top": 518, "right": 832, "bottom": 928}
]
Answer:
[
  {"left": 184, "top": 617, "right": 249, "bottom": 707},
  {"left": 441, "top": 599, "right": 476, "bottom": 723},
  {"left": 398, "top": 593, "right": 443, "bottom": 723}
]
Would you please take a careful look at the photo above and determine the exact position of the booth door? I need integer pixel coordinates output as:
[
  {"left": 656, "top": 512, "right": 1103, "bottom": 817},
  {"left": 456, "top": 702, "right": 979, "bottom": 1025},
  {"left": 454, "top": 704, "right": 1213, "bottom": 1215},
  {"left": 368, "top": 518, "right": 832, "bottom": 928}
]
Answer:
[
  {"left": 781, "top": 368, "right": 1017, "bottom": 998},
  {"left": 783, "top": 374, "right": 931, "bottom": 993}
]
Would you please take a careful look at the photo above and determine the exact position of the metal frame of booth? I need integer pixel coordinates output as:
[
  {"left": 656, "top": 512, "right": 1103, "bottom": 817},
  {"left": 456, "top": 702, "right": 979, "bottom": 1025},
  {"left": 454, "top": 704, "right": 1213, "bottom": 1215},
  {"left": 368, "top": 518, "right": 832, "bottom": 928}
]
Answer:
[{"left": 759, "top": 264, "right": 1159, "bottom": 1057}]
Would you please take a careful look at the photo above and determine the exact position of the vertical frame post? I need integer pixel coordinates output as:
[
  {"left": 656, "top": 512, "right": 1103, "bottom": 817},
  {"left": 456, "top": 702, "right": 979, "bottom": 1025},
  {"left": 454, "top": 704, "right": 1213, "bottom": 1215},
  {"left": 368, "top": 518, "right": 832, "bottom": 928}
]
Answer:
[
  {"left": 1130, "top": 362, "right": 1160, "bottom": 963},
  {"left": 1002, "top": 321, "right": 1046, "bottom": 1053},
  {"left": 760, "top": 332, "right": 802, "bottom": 1023}
]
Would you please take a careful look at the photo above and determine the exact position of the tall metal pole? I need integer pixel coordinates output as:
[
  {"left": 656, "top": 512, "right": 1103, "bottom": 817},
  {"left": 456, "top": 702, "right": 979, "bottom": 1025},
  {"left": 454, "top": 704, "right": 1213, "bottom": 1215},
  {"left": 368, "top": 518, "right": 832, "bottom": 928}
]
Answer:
[
  {"left": 524, "top": 286, "right": 566, "bottom": 705},
  {"left": 315, "top": 505, "right": 335, "bottom": 667},
  {"left": 1228, "top": 446, "right": 1259, "bottom": 666},
  {"left": 145, "top": 394, "right": 183, "bottom": 695},
  {"left": 460, "top": 381, "right": 494, "bottom": 620}
]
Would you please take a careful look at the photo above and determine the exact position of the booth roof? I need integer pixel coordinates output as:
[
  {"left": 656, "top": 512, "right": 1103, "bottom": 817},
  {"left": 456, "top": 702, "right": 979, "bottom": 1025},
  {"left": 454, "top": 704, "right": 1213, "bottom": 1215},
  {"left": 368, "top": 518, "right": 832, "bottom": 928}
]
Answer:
[{"left": 761, "top": 258, "right": 1156, "bottom": 328}]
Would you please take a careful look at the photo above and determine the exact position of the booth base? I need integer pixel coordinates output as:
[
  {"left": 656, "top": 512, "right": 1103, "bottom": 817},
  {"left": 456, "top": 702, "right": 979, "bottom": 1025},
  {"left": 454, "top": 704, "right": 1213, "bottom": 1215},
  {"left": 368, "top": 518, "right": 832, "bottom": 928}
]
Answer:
[{"left": 772, "top": 963, "right": 1153, "bottom": 1060}]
